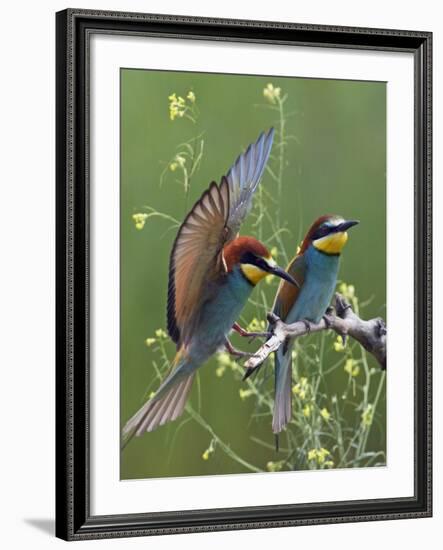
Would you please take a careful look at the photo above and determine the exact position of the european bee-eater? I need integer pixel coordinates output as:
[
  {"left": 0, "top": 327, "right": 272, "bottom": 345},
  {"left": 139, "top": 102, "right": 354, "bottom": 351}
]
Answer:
[
  {"left": 244, "top": 215, "right": 359, "bottom": 436},
  {"left": 122, "top": 128, "right": 298, "bottom": 446}
]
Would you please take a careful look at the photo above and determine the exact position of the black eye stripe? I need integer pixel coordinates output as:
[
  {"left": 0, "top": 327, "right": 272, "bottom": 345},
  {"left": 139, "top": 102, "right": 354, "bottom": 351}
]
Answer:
[
  {"left": 312, "top": 226, "right": 331, "bottom": 240},
  {"left": 313, "top": 223, "right": 345, "bottom": 239},
  {"left": 240, "top": 251, "right": 256, "bottom": 264},
  {"left": 255, "top": 258, "right": 268, "bottom": 269},
  {"left": 240, "top": 251, "right": 267, "bottom": 269}
]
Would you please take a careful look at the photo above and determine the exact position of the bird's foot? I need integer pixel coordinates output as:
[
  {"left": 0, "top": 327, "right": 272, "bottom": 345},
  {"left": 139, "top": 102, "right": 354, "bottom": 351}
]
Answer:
[
  {"left": 322, "top": 313, "right": 346, "bottom": 343},
  {"left": 224, "top": 339, "right": 256, "bottom": 359},
  {"left": 232, "top": 322, "right": 271, "bottom": 342},
  {"left": 301, "top": 319, "right": 315, "bottom": 333},
  {"left": 322, "top": 313, "right": 332, "bottom": 328}
]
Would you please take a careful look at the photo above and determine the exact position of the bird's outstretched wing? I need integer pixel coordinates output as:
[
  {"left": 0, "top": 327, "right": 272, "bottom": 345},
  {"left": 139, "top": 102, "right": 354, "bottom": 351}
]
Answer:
[
  {"left": 167, "top": 128, "right": 275, "bottom": 346},
  {"left": 225, "top": 128, "right": 275, "bottom": 240}
]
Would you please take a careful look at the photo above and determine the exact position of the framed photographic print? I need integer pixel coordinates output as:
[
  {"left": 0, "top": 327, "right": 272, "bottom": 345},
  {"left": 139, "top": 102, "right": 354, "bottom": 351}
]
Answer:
[{"left": 55, "top": 9, "right": 432, "bottom": 541}]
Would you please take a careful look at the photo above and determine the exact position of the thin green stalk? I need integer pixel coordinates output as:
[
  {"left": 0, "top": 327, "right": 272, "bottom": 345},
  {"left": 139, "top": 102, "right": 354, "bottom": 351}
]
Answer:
[
  {"left": 359, "top": 371, "right": 386, "bottom": 457},
  {"left": 185, "top": 404, "right": 263, "bottom": 473},
  {"left": 276, "top": 96, "right": 286, "bottom": 225}
]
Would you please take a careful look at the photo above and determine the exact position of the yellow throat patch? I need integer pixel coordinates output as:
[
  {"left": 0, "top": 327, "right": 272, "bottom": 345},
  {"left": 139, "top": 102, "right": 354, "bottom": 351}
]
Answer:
[
  {"left": 240, "top": 264, "right": 268, "bottom": 285},
  {"left": 240, "top": 256, "right": 275, "bottom": 285},
  {"left": 313, "top": 231, "right": 348, "bottom": 254}
]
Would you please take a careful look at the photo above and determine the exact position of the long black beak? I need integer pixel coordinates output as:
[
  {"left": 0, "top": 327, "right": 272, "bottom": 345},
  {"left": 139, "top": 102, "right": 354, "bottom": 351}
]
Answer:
[
  {"left": 336, "top": 219, "right": 359, "bottom": 232},
  {"left": 267, "top": 264, "right": 300, "bottom": 288}
]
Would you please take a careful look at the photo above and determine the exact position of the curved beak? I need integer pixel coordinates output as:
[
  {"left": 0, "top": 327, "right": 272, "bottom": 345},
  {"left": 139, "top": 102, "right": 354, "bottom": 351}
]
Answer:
[
  {"left": 267, "top": 264, "right": 300, "bottom": 288},
  {"left": 337, "top": 219, "right": 359, "bottom": 232}
]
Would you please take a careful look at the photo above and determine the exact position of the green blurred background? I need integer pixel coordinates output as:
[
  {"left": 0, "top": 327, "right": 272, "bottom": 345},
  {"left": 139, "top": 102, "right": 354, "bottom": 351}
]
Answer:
[{"left": 120, "top": 69, "right": 386, "bottom": 479}]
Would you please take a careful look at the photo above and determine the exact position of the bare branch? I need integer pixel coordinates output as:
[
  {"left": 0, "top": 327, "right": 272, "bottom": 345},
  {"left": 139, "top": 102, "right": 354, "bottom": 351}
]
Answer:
[{"left": 244, "top": 293, "right": 386, "bottom": 372}]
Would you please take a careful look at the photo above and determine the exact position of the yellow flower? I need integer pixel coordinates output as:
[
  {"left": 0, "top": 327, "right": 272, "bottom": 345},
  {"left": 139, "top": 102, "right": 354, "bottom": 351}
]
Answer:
[
  {"left": 317, "top": 449, "right": 330, "bottom": 465},
  {"left": 361, "top": 404, "right": 374, "bottom": 427},
  {"left": 187, "top": 91, "right": 196, "bottom": 103},
  {"left": 247, "top": 318, "right": 266, "bottom": 332},
  {"left": 168, "top": 92, "right": 186, "bottom": 120},
  {"left": 215, "top": 365, "right": 225, "bottom": 378},
  {"left": 202, "top": 439, "right": 215, "bottom": 460},
  {"left": 132, "top": 212, "right": 148, "bottom": 230},
  {"left": 216, "top": 352, "right": 237, "bottom": 376},
  {"left": 239, "top": 388, "right": 254, "bottom": 401},
  {"left": 344, "top": 358, "right": 360, "bottom": 377},
  {"left": 308, "top": 447, "right": 331, "bottom": 466},
  {"left": 320, "top": 408, "right": 331, "bottom": 421},
  {"left": 202, "top": 450, "right": 210, "bottom": 461},
  {"left": 155, "top": 328, "right": 168, "bottom": 339},
  {"left": 169, "top": 154, "right": 186, "bottom": 172},
  {"left": 333, "top": 335, "right": 346, "bottom": 352},
  {"left": 293, "top": 377, "right": 309, "bottom": 400},
  {"left": 266, "top": 460, "right": 284, "bottom": 472},
  {"left": 270, "top": 246, "right": 279, "bottom": 258},
  {"left": 219, "top": 353, "right": 236, "bottom": 371},
  {"left": 175, "top": 154, "right": 186, "bottom": 168},
  {"left": 217, "top": 352, "right": 232, "bottom": 368},
  {"left": 263, "top": 83, "right": 281, "bottom": 104},
  {"left": 338, "top": 282, "right": 356, "bottom": 302},
  {"left": 145, "top": 338, "right": 156, "bottom": 347},
  {"left": 303, "top": 403, "right": 311, "bottom": 418}
]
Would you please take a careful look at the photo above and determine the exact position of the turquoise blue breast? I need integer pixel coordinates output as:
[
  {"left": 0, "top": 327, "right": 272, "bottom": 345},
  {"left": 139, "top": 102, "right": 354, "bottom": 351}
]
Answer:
[
  {"left": 286, "top": 246, "right": 340, "bottom": 324},
  {"left": 194, "top": 266, "right": 254, "bottom": 353}
]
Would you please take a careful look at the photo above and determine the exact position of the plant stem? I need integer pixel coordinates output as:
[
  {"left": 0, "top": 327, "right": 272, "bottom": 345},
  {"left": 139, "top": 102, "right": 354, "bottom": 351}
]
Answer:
[{"left": 185, "top": 404, "right": 264, "bottom": 473}]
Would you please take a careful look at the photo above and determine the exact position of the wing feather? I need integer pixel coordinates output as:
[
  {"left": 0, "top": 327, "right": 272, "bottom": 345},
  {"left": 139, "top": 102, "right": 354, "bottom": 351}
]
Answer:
[
  {"left": 167, "top": 180, "right": 229, "bottom": 345},
  {"left": 167, "top": 129, "right": 275, "bottom": 346},
  {"left": 272, "top": 254, "right": 306, "bottom": 322},
  {"left": 225, "top": 128, "right": 274, "bottom": 239}
]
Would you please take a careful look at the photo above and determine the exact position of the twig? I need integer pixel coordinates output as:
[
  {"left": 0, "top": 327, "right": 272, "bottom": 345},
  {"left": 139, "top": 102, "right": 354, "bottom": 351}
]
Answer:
[{"left": 244, "top": 293, "right": 387, "bottom": 371}]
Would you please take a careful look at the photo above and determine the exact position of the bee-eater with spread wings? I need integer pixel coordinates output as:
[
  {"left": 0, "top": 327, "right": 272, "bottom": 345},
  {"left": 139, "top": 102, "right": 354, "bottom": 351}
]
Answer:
[
  {"left": 122, "top": 128, "right": 298, "bottom": 447},
  {"left": 244, "top": 215, "right": 359, "bottom": 436}
]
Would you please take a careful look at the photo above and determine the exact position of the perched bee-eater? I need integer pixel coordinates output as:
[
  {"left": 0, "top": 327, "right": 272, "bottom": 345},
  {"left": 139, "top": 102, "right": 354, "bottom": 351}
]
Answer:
[
  {"left": 122, "top": 128, "right": 298, "bottom": 446},
  {"left": 244, "top": 215, "right": 359, "bottom": 436}
]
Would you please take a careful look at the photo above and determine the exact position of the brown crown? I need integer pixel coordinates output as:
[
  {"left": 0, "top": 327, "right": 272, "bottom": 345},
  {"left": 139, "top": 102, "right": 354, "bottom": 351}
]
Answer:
[{"left": 223, "top": 236, "right": 270, "bottom": 272}]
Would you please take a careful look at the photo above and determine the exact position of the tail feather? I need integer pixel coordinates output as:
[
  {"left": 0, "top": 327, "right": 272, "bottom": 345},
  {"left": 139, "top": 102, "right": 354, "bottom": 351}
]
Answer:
[
  {"left": 272, "top": 342, "right": 293, "bottom": 434},
  {"left": 139, "top": 378, "right": 190, "bottom": 434},
  {"left": 122, "top": 354, "right": 195, "bottom": 449},
  {"left": 171, "top": 374, "right": 194, "bottom": 421}
]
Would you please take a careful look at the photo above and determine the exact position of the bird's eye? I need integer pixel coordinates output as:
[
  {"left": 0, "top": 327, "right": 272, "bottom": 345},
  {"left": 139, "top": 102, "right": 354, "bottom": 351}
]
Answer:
[
  {"left": 313, "top": 225, "right": 331, "bottom": 240},
  {"left": 240, "top": 251, "right": 256, "bottom": 265},
  {"left": 255, "top": 257, "right": 268, "bottom": 270}
]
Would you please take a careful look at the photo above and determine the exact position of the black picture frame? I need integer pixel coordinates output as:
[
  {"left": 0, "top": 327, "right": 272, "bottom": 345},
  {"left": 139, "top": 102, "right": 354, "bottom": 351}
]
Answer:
[{"left": 55, "top": 8, "right": 432, "bottom": 541}]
